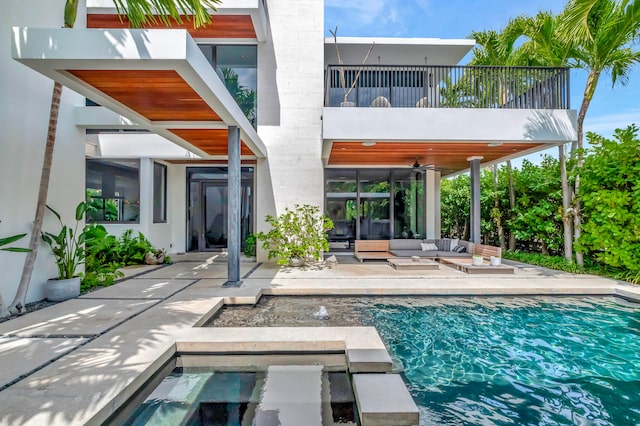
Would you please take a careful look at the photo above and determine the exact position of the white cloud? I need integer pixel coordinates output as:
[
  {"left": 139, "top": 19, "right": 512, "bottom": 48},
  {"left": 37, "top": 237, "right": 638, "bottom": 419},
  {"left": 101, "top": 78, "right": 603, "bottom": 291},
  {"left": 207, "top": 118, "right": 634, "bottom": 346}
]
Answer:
[
  {"left": 584, "top": 110, "right": 640, "bottom": 136},
  {"left": 325, "top": 0, "right": 432, "bottom": 34}
]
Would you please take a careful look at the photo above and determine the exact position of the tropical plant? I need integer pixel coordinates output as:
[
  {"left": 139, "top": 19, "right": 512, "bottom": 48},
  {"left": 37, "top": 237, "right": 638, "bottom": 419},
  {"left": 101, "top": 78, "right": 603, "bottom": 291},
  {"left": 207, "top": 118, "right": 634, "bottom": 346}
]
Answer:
[
  {"left": 440, "top": 175, "right": 470, "bottom": 239},
  {"left": 558, "top": 0, "right": 640, "bottom": 266},
  {"left": 0, "top": 225, "right": 31, "bottom": 317},
  {"left": 257, "top": 205, "right": 334, "bottom": 266},
  {"left": 243, "top": 233, "right": 257, "bottom": 258},
  {"left": 10, "top": 0, "right": 221, "bottom": 315},
  {"left": 82, "top": 224, "right": 123, "bottom": 291},
  {"left": 41, "top": 202, "right": 89, "bottom": 280},
  {"left": 578, "top": 125, "right": 640, "bottom": 272}
]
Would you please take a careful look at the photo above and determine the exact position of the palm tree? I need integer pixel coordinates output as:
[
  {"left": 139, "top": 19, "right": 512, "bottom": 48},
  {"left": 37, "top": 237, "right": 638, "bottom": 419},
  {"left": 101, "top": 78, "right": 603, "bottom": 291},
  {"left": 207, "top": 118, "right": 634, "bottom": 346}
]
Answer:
[
  {"left": 558, "top": 0, "right": 640, "bottom": 266},
  {"left": 4, "top": 0, "right": 221, "bottom": 317},
  {"left": 468, "top": 25, "right": 537, "bottom": 252},
  {"left": 513, "top": 11, "right": 578, "bottom": 263}
]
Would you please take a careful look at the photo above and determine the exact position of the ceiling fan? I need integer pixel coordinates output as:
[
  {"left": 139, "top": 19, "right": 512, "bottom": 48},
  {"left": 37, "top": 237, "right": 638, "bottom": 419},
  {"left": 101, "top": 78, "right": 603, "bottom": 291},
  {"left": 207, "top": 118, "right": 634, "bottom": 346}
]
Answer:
[{"left": 411, "top": 157, "right": 438, "bottom": 171}]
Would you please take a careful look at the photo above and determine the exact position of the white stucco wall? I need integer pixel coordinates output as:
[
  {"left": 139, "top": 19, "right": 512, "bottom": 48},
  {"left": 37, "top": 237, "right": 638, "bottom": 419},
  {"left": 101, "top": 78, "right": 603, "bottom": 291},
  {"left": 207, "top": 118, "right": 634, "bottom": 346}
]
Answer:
[
  {"left": 255, "top": 0, "right": 325, "bottom": 261},
  {"left": 0, "top": 0, "right": 86, "bottom": 304},
  {"left": 323, "top": 107, "right": 578, "bottom": 143}
]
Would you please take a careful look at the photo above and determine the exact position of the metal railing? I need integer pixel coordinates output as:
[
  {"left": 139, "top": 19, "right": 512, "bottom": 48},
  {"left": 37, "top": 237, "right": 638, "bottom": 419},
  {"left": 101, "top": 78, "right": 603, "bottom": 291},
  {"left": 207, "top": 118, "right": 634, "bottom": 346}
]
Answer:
[{"left": 324, "top": 65, "right": 570, "bottom": 109}]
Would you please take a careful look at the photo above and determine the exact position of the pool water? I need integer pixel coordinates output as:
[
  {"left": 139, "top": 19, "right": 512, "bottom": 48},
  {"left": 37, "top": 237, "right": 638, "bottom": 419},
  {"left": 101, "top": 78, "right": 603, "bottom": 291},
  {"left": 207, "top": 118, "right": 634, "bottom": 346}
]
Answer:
[{"left": 211, "top": 296, "right": 640, "bottom": 425}]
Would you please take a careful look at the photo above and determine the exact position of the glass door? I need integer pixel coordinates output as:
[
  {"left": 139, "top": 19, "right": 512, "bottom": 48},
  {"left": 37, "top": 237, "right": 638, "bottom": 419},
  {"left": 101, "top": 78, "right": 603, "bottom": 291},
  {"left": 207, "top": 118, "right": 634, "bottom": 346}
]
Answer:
[
  {"left": 203, "top": 182, "right": 227, "bottom": 249},
  {"left": 187, "top": 167, "right": 254, "bottom": 252},
  {"left": 358, "top": 170, "right": 391, "bottom": 240}
]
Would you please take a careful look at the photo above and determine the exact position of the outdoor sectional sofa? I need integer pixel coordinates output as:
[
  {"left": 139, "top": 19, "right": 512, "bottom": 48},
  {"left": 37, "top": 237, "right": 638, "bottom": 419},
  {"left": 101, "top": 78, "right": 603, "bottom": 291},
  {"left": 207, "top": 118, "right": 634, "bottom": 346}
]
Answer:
[
  {"left": 353, "top": 238, "right": 501, "bottom": 262},
  {"left": 388, "top": 238, "right": 473, "bottom": 259}
]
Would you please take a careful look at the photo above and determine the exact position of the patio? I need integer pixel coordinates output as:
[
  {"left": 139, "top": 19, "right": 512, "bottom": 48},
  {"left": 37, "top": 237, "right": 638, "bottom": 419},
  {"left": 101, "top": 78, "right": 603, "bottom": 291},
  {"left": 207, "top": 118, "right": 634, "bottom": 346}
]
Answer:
[{"left": 0, "top": 255, "right": 638, "bottom": 425}]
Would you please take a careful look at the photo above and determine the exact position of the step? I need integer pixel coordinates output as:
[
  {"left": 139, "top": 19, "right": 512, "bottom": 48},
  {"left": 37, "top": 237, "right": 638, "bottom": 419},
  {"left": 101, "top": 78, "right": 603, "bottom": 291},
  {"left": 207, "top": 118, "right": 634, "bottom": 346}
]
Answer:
[
  {"left": 254, "top": 365, "right": 323, "bottom": 426},
  {"left": 352, "top": 374, "right": 419, "bottom": 426}
]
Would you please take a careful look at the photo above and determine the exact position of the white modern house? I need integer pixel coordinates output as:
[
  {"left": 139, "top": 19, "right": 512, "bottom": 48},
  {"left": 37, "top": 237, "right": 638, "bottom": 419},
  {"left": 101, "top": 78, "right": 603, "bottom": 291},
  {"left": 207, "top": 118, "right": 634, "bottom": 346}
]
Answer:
[{"left": 1, "top": 0, "right": 577, "bottom": 303}]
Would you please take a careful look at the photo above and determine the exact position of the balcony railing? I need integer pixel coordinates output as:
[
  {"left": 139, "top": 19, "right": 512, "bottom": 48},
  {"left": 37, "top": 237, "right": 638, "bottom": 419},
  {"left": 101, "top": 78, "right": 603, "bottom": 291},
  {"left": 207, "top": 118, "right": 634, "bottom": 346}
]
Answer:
[{"left": 324, "top": 65, "right": 570, "bottom": 109}]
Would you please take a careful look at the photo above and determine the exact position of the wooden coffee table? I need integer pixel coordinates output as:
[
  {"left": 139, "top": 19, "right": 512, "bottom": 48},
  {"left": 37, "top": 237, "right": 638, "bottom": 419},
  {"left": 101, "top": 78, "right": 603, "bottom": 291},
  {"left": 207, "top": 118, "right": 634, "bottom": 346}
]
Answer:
[
  {"left": 388, "top": 258, "right": 440, "bottom": 270},
  {"left": 439, "top": 257, "right": 515, "bottom": 274}
]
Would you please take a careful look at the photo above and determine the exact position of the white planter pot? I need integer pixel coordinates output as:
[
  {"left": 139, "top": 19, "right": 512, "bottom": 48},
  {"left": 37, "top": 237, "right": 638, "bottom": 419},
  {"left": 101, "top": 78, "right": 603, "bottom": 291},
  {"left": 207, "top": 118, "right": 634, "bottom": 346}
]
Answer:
[
  {"left": 490, "top": 256, "right": 502, "bottom": 266},
  {"left": 46, "top": 277, "right": 81, "bottom": 302},
  {"left": 289, "top": 258, "right": 305, "bottom": 267},
  {"left": 472, "top": 257, "right": 484, "bottom": 266}
]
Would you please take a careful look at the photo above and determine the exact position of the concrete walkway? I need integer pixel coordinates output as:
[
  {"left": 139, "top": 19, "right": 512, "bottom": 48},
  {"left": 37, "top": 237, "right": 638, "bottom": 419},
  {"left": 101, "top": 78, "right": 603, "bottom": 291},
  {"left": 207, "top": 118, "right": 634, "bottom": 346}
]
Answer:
[{"left": 0, "top": 255, "right": 638, "bottom": 425}]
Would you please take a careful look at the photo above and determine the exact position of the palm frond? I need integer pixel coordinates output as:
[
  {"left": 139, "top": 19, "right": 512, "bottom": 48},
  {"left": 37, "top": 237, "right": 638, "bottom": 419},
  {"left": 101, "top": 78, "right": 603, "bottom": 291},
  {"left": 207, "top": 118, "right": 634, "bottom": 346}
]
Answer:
[{"left": 112, "top": 0, "right": 222, "bottom": 28}]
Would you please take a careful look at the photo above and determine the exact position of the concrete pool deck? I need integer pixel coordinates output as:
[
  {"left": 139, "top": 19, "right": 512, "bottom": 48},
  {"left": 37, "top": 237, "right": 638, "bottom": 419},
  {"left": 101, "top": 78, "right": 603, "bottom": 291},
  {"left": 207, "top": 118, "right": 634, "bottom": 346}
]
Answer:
[{"left": 0, "top": 255, "right": 639, "bottom": 425}]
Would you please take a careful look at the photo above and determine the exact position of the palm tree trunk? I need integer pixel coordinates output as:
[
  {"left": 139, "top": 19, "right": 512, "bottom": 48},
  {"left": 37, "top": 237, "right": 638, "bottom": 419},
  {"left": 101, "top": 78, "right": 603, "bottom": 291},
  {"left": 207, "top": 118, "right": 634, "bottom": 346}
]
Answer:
[
  {"left": 9, "top": 82, "right": 64, "bottom": 314},
  {"left": 493, "top": 165, "right": 505, "bottom": 249},
  {"left": 507, "top": 160, "right": 516, "bottom": 251},
  {"left": 559, "top": 144, "right": 573, "bottom": 262},
  {"left": 573, "top": 70, "right": 599, "bottom": 267}
]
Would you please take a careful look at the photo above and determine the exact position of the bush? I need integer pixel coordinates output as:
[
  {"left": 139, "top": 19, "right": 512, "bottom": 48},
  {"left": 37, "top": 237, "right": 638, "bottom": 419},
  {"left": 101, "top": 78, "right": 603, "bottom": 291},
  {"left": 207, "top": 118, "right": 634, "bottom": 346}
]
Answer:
[
  {"left": 256, "top": 204, "right": 334, "bottom": 266},
  {"left": 244, "top": 233, "right": 257, "bottom": 257},
  {"left": 82, "top": 226, "right": 166, "bottom": 291}
]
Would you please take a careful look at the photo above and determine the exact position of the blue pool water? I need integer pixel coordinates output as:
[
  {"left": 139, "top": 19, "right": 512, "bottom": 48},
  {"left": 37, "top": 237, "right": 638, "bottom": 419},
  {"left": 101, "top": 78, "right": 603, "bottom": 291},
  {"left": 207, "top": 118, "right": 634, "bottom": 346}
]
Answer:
[
  {"left": 366, "top": 296, "right": 640, "bottom": 425},
  {"left": 212, "top": 295, "right": 640, "bottom": 425}
]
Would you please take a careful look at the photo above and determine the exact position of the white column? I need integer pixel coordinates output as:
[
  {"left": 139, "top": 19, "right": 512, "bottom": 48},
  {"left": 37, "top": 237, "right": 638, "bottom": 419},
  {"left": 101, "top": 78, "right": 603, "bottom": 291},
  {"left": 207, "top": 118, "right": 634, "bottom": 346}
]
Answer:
[
  {"left": 468, "top": 156, "right": 483, "bottom": 243},
  {"left": 226, "top": 126, "right": 242, "bottom": 286},
  {"left": 425, "top": 169, "right": 441, "bottom": 239}
]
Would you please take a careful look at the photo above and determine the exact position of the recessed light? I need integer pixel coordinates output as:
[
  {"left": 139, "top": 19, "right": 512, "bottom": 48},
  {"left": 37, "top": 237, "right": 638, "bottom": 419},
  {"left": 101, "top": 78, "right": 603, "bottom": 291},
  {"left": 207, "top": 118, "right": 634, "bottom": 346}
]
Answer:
[
  {"left": 488, "top": 142, "right": 503, "bottom": 147},
  {"left": 362, "top": 141, "right": 376, "bottom": 147}
]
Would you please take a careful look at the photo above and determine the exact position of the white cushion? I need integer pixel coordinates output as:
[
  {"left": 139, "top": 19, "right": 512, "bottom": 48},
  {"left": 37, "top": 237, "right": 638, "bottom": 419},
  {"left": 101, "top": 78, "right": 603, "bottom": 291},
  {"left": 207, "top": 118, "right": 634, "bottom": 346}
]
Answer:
[
  {"left": 420, "top": 243, "right": 438, "bottom": 251},
  {"left": 449, "top": 238, "right": 459, "bottom": 251}
]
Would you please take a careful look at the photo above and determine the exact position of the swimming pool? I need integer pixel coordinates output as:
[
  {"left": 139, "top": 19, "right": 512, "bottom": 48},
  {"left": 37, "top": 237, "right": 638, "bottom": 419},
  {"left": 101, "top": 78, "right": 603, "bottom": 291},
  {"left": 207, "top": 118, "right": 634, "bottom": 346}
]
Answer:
[{"left": 211, "top": 295, "right": 640, "bottom": 425}]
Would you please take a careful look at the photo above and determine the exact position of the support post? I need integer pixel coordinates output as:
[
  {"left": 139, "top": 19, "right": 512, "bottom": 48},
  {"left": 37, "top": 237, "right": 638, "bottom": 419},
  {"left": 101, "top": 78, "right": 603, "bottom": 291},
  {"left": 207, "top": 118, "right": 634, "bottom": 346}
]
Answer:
[
  {"left": 225, "top": 126, "right": 242, "bottom": 287},
  {"left": 468, "top": 156, "right": 483, "bottom": 244},
  {"left": 425, "top": 169, "right": 441, "bottom": 239}
]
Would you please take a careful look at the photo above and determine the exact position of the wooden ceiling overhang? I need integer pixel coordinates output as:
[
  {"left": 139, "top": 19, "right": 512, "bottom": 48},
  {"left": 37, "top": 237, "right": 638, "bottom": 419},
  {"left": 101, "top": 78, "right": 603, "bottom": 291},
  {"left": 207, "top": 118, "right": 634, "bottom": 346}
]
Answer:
[
  {"left": 11, "top": 27, "right": 266, "bottom": 159},
  {"left": 326, "top": 140, "right": 548, "bottom": 176}
]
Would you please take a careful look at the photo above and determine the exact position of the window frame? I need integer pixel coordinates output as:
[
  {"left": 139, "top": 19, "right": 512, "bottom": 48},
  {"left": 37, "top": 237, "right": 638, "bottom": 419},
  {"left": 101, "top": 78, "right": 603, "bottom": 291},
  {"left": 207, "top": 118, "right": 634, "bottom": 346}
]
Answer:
[{"left": 153, "top": 161, "right": 168, "bottom": 224}]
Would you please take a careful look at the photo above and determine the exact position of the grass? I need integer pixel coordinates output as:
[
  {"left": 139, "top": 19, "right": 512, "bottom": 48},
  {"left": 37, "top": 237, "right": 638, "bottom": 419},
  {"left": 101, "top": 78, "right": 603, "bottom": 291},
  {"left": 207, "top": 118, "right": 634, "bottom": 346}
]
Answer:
[{"left": 503, "top": 251, "right": 640, "bottom": 285}]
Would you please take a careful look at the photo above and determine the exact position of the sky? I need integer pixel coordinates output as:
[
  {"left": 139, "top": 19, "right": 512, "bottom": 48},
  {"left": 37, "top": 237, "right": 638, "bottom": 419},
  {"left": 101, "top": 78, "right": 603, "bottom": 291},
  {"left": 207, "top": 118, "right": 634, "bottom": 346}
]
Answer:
[{"left": 325, "top": 0, "right": 640, "bottom": 163}]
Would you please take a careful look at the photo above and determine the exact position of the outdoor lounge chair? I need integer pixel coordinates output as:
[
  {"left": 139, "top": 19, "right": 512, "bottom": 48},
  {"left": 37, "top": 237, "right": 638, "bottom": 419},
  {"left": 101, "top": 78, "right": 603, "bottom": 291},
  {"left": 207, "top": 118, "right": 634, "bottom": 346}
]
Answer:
[
  {"left": 416, "top": 97, "right": 430, "bottom": 107},
  {"left": 370, "top": 96, "right": 391, "bottom": 107}
]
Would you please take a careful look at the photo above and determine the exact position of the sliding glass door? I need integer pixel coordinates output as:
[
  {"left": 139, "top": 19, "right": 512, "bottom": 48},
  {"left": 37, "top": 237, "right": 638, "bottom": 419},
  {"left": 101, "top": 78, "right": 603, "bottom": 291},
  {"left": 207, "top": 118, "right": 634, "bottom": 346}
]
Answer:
[{"left": 325, "top": 168, "right": 425, "bottom": 245}]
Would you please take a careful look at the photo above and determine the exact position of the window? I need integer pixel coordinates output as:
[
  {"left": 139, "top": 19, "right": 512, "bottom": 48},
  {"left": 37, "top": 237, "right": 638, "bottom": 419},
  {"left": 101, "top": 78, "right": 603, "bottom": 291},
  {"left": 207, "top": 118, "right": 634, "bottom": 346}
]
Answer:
[
  {"left": 198, "top": 44, "right": 257, "bottom": 127},
  {"left": 153, "top": 162, "right": 167, "bottom": 223},
  {"left": 86, "top": 159, "right": 140, "bottom": 223}
]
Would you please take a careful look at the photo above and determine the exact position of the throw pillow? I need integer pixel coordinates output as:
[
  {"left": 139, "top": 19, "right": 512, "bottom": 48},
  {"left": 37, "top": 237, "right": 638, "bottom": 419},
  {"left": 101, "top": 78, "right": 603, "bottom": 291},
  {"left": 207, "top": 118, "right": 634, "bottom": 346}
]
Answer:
[
  {"left": 436, "top": 238, "right": 450, "bottom": 251},
  {"left": 420, "top": 243, "right": 438, "bottom": 251},
  {"left": 453, "top": 245, "right": 466, "bottom": 253},
  {"left": 449, "top": 238, "right": 460, "bottom": 251}
]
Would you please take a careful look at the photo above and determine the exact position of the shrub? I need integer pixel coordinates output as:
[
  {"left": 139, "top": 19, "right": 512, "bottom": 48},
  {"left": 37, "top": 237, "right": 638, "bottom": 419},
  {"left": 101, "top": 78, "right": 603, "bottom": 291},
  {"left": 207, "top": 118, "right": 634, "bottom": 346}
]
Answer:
[
  {"left": 244, "top": 233, "right": 257, "bottom": 257},
  {"left": 256, "top": 204, "right": 334, "bottom": 265}
]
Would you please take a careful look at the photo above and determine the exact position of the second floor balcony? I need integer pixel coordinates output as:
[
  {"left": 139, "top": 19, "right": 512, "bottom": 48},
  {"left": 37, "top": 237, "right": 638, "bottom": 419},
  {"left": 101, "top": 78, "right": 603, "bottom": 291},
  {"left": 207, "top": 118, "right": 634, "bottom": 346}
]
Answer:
[{"left": 324, "top": 65, "right": 570, "bottom": 110}]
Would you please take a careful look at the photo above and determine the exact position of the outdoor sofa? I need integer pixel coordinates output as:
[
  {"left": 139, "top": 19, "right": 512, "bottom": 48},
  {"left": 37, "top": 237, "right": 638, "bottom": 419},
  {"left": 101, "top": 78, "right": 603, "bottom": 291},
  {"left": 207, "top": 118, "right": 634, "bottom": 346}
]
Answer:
[
  {"left": 353, "top": 238, "right": 501, "bottom": 262},
  {"left": 388, "top": 238, "right": 473, "bottom": 259}
]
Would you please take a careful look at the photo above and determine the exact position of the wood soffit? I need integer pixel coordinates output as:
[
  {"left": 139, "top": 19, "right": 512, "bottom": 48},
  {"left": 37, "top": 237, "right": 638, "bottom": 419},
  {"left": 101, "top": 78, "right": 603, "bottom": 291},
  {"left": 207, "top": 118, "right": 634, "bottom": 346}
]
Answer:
[
  {"left": 87, "top": 14, "right": 257, "bottom": 39},
  {"left": 328, "top": 141, "right": 544, "bottom": 173},
  {"left": 68, "top": 69, "right": 221, "bottom": 122},
  {"left": 170, "top": 129, "right": 254, "bottom": 156}
]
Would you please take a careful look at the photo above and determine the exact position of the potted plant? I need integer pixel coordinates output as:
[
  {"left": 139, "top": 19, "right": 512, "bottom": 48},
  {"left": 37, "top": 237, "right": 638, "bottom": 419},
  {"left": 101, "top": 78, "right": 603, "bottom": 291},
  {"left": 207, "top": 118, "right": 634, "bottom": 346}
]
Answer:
[
  {"left": 490, "top": 255, "right": 502, "bottom": 266},
  {"left": 41, "top": 202, "right": 88, "bottom": 301},
  {"left": 257, "top": 204, "right": 334, "bottom": 266},
  {"left": 472, "top": 254, "right": 484, "bottom": 266},
  {"left": 329, "top": 27, "right": 375, "bottom": 107}
]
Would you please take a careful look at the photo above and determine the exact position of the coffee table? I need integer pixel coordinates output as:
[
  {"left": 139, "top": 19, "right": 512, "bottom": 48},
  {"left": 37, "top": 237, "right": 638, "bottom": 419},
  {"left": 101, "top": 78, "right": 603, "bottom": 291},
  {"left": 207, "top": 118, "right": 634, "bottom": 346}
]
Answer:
[
  {"left": 388, "top": 258, "right": 439, "bottom": 270},
  {"left": 439, "top": 257, "right": 515, "bottom": 274}
]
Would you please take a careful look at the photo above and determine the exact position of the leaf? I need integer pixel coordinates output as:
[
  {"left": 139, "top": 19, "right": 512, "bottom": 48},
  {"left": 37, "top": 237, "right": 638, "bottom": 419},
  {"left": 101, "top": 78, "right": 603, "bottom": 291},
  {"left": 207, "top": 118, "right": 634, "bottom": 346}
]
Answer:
[{"left": 0, "top": 233, "right": 27, "bottom": 247}]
